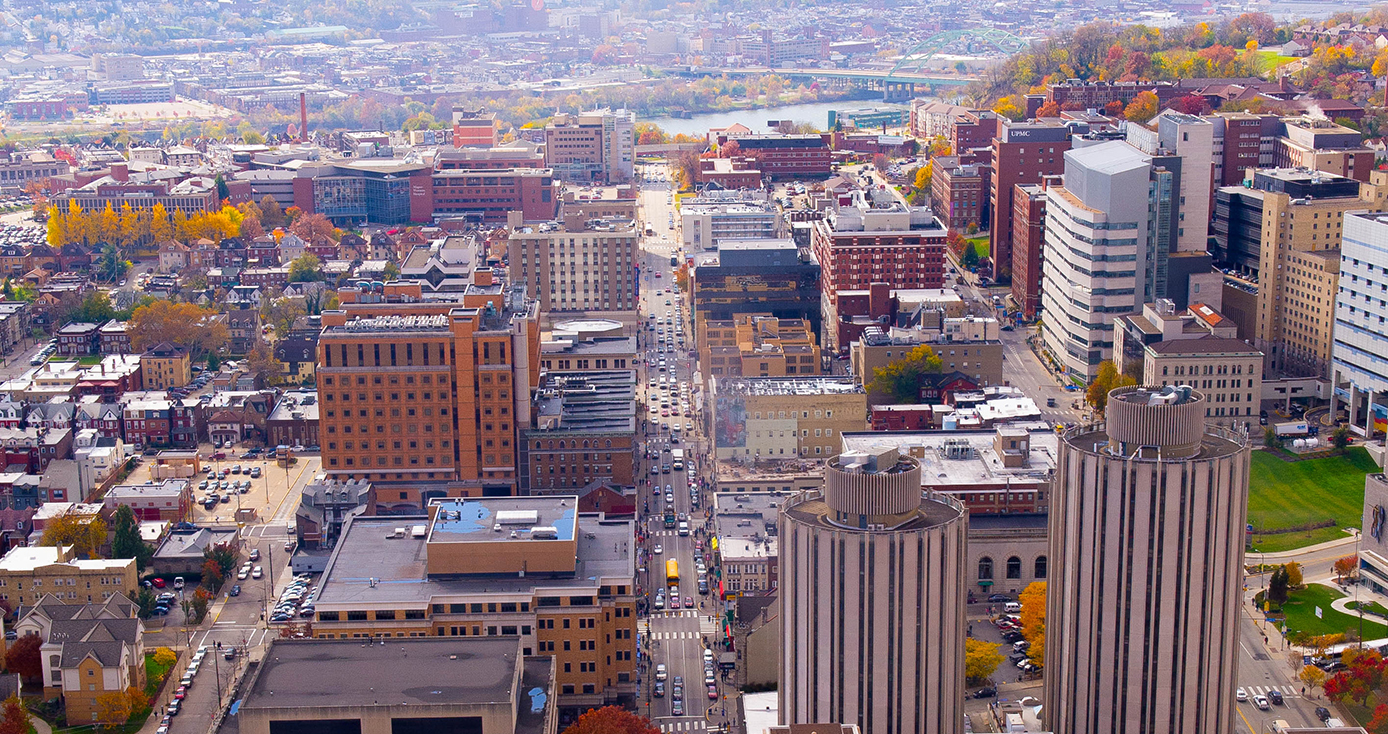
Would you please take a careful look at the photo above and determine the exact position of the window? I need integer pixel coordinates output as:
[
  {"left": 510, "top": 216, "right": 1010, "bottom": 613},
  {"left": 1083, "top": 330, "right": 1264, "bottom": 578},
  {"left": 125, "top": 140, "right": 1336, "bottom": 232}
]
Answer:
[
  {"left": 978, "top": 557, "right": 993, "bottom": 580},
  {"left": 1034, "top": 556, "right": 1048, "bottom": 579},
  {"left": 1006, "top": 556, "right": 1022, "bottom": 579}
]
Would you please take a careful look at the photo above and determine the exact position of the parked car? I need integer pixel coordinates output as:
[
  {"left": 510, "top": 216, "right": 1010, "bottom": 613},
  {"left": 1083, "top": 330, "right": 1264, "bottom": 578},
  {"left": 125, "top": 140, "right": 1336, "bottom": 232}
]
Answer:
[
  {"left": 972, "top": 687, "right": 996, "bottom": 699},
  {"left": 229, "top": 585, "right": 241, "bottom": 597}
]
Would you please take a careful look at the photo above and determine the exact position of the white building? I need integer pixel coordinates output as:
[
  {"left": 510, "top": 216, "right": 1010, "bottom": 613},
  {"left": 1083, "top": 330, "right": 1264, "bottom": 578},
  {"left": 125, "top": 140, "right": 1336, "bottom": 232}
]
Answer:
[
  {"left": 1333, "top": 212, "right": 1388, "bottom": 438},
  {"left": 680, "top": 191, "right": 780, "bottom": 251},
  {"left": 1127, "top": 110, "right": 1214, "bottom": 254}
]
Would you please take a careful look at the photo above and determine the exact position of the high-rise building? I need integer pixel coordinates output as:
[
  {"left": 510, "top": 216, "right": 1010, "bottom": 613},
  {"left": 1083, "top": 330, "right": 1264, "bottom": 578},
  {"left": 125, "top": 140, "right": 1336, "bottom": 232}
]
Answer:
[
  {"left": 691, "top": 240, "right": 822, "bottom": 338},
  {"left": 1045, "top": 385, "right": 1249, "bottom": 734},
  {"left": 811, "top": 189, "right": 947, "bottom": 352},
  {"left": 1009, "top": 181, "right": 1050, "bottom": 321},
  {"left": 315, "top": 279, "right": 540, "bottom": 495},
  {"left": 930, "top": 159, "right": 986, "bottom": 230},
  {"left": 543, "top": 110, "right": 634, "bottom": 184},
  {"left": 1333, "top": 212, "right": 1388, "bottom": 439},
  {"left": 1126, "top": 110, "right": 1214, "bottom": 254},
  {"left": 680, "top": 191, "right": 781, "bottom": 251},
  {"left": 779, "top": 448, "right": 966, "bottom": 734},
  {"left": 505, "top": 207, "right": 640, "bottom": 313},
  {"left": 1040, "top": 141, "right": 1183, "bottom": 379},
  {"left": 988, "top": 119, "right": 1072, "bottom": 283}
]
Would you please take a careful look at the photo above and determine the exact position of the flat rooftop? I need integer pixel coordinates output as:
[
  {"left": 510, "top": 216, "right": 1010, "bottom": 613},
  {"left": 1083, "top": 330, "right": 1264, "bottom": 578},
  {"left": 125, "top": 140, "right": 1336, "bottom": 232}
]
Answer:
[
  {"left": 243, "top": 637, "right": 524, "bottom": 709},
  {"left": 315, "top": 513, "right": 634, "bottom": 608},
  {"left": 427, "top": 496, "right": 578, "bottom": 544},
  {"left": 840, "top": 428, "right": 1058, "bottom": 488},
  {"left": 715, "top": 376, "right": 863, "bottom": 397}
]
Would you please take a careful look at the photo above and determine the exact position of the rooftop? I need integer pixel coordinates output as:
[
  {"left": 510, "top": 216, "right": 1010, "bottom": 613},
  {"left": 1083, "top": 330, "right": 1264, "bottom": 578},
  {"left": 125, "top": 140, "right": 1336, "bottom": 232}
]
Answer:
[
  {"left": 840, "top": 428, "right": 1058, "bottom": 488},
  {"left": 323, "top": 314, "right": 449, "bottom": 334},
  {"left": 243, "top": 637, "right": 534, "bottom": 710},
  {"left": 427, "top": 496, "right": 578, "bottom": 545},
  {"left": 715, "top": 376, "right": 863, "bottom": 397},
  {"left": 1146, "top": 336, "right": 1260, "bottom": 356}
]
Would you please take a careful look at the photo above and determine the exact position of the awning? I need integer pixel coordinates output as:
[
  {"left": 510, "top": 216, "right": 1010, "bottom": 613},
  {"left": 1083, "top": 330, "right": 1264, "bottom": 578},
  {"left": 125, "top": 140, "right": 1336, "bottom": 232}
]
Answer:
[{"left": 977, "top": 580, "right": 994, "bottom": 587}]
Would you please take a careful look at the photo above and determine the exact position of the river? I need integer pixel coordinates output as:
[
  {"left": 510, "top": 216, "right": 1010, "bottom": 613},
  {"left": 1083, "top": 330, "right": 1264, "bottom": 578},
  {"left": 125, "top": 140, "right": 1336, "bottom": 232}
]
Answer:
[{"left": 644, "top": 99, "right": 895, "bottom": 137}]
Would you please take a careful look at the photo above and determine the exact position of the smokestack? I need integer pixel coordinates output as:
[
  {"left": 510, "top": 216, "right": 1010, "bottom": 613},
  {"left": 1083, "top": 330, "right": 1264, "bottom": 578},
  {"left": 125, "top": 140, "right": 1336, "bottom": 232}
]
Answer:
[{"left": 299, "top": 92, "right": 308, "bottom": 144}]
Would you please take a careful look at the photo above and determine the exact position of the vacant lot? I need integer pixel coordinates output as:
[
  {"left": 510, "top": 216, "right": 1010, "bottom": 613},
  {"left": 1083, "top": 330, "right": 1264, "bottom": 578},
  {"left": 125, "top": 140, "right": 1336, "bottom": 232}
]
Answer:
[{"left": 1247, "top": 448, "right": 1376, "bottom": 552}]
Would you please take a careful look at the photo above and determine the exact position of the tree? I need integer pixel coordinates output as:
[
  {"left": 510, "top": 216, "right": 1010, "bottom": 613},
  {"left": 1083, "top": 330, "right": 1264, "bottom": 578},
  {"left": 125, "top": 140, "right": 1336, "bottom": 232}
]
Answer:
[
  {"left": 41, "top": 514, "right": 108, "bottom": 558},
  {"left": 962, "top": 241, "right": 980, "bottom": 269},
  {"left": 287, "top": 254, "right": 324, "bottom": 283},
  {"left": 288, "top": 212, "right": 337, "bottom": 243},
  {"left": 214, "top": 174, "right": 230, "bottom": 202},
  {"left": 1325, "top": 648, "right": 1387, "bottom": 706},
  {"left": 1035, "top": 100, "right": 1061, "bottom": 118},
  {"left": 1018, "top": 581, "right": 1047, "bottom": 665},
  {"left": 184, "top": 588, "right": 212, "bottom": 624},
  {"left": 1268, "top": 565, "right": 1290, "bottom": 605},
  {"left": 872, "top": 153, "right": 889, "bottom": 172},
  {"left": 259, "top": 196, "right": 286, "bottom": 228},
  {"left": 4, "top": 634, "right": 41, "bottom": 686},
  {"left": 1264, "top": 426, "right": 1280, "bottom": 449},
  {"left": 964, "top": 637, "right": 1005, "bottom": 684},
  {"left": 720, "top": 140, "right": 741, "bottom": 158},
  {"left": 1299, "top": 664, "right": 1327, "bottom": 697},
  {"left": 129, "top": 300, "right": 228, "bottom": 358},
  {"left": 94, "top": 690, "right": 131, "bottom": 728},
  {"left": 152, "top": 648, "right": 177, "bottom": 673},
  {"left": 244, "top": 341, "right": 279, "bottom": 388},
  {"left": 200, "top": 557, "right": 225, "bottom": 592},
  {"left": 560, "top": 705, "right": 660, "bottom": 734},
  {"left": 914, "top": 162, "right": 933, "bottom": 193},
  {"left": 110, "top": 505, "right": 152, "bottom": 571},
  {"left": 148, "top": 202, "right": 173, "bottom": 243},
  {"left": 1284, "top": 561, "right": 1303, "bottom": 588},
  {"left": 1124, "top": 91, "right": 1160, "bottom": 123},
  {"left": 1086, "top": 361, "right": 1137, "bottom": 413},
  {"left": 1334, "top": 555, "right": 1359, "bottom": 583},
  {"left": 264, "top": 297, "right": 307, "bottom": 338},
  {"left": 75, "top": 290, "right": 117, "bottom": 323},
  {"left": 134, "top": 588, "right": 157, "bottom": 619},
  {"left": 204, "top": 542, "right": 238, "bottom": 578},
  {"left": 867, "top": 344, "right": 944, "bottom": 404},
  {"left": 124, "top": 686, "right": 149, "bottom": 717},
  {"left": 0, "top": 696, "right": 30, "bottom": 734},
  {"left": 1333, "top": 425, "right": 1351, "bottom": 453}
]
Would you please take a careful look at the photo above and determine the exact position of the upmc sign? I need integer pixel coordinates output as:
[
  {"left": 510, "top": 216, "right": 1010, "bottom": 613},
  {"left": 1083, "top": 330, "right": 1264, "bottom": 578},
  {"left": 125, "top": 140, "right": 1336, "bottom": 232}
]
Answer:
[{"left": 1003, "top": 125, "right": 1071, "bottom": 144}]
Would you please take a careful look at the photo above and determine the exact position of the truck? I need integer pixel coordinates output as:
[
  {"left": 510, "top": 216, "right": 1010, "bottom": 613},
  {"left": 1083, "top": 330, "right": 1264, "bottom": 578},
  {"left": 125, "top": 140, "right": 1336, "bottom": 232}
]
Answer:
[
  {"left": 671, "top": 449, "right": 685, "bottom": 471},
  {"left": 1274, "top": 420, "right": 1310, "bottom": 437},
  {"left": 1270, "top": 721, "right": 1291, "bottom": 734}
]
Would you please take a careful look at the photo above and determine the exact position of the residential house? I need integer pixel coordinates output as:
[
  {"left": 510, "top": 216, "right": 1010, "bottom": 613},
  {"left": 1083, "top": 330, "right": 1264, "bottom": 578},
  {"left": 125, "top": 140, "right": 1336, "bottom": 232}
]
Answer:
[
  {"left": 277, "top": 233, "right": 307, "bottom": 263},
  {"left": 139, "top": 343, "right": 190, "bottom": 390},
  {"left": 0, "top": 401, "right": 23, "bottom": 428},
  {"left": 293, "top": 478, "right": 372, "bottom": 549},
  {"left": 272, "top": 326, "right": 318, "bottom": 385},
  {"left": 24, "top": 402, "right": 74, "bottom": 432},
  {"left": 74, "top": 401, "right": 122, "bottom": 440},
  {"left": 266, "top": 389, "right": 318, "bottom": 448},
  {"left": 226, "top": 309, "right": 261, "bottom": 355},
  {"left": 11, "top": 593, "right": 143, "bottom": 723},
  {"left": 207, "top": 409, "right": 246, "bottom": 446},
  {"left": 97, "top": 321, "right": 130, "bottom": 355},
  {"left": 223, "top": 285, "right": 263, "bottom": 310},
  {"left": 72, "top": 429, "right": 125, "bottom": 498},
  {"left": 54, "top": 323, "right": 99, "bottom": 357},
  {"left": 156, "top": 240, "right": 189, "bottom": 272}
]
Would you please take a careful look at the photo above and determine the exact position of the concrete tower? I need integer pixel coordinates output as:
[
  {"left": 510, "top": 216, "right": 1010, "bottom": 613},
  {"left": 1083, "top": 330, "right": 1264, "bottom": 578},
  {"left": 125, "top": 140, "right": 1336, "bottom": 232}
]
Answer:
[
  {"left": 1045, "top": 385, "right": 1251, "bottom": 734},
  {"left": 779, "top": 447, "right": 967, "bottom": 734}
]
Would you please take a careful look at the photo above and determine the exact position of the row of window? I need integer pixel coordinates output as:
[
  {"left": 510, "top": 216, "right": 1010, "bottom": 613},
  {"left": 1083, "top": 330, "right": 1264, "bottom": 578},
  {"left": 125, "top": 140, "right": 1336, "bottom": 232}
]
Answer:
[{"left": 978, "top": 555, "right": 1047, "bottom": 580}]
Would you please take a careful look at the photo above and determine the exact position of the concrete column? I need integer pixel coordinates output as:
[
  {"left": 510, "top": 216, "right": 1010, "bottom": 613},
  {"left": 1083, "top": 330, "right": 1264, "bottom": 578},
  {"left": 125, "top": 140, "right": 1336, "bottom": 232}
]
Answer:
[
  {"left": 1370, "top": 391, "right": 1378, "bottom": 441},
  {"left": 1350, "top": 386, "right": 1362, "bottom": 433}
]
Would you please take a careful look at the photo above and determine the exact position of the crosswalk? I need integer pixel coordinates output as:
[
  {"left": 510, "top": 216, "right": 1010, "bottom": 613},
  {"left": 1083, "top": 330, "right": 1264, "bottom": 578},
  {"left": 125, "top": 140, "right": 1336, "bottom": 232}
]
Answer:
[
  {"left": 1240, "top": 685, "right": 1299, "bottom": 697},
  {"left": 648, "top": 630, "right": 704, "bottom": 640},
  {"left": 659, "top": 720, "right": 707, "bottom": 732},
  {"left": 650, "top": 610, "right": 702, "bottom": 619}
]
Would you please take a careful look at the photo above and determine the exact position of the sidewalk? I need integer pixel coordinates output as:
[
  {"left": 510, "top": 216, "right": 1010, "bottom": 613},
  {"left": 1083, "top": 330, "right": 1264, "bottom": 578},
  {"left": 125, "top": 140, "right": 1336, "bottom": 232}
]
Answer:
[{"left": 1256, "top": 532, "right": 1359, "bottom": 562}]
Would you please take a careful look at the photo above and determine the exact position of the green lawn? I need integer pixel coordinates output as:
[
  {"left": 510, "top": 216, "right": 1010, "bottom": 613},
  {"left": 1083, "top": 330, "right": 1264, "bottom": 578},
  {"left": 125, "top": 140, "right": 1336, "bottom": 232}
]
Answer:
[
  {"left": 1255, "top": 49, "right": 1299, "bottom": 73},
  {"left": 1247, "top": 448, "right": 1377, "bottom": 552},
  {"left": 966, "top": 235, "right": 990, "bottom": 257},
  {"left": 1347, "top": 600, "right": 1388, "bottom": 618},
  {"left": 1280, "top": 584, "right": 1388, "bottom": 639}
]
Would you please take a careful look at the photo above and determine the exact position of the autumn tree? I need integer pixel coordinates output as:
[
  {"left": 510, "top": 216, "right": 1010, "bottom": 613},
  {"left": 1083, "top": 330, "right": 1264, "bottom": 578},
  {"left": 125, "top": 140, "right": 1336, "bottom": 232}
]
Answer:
[
  {"left": 910, "top": 163, "right": 933, "bottom": 205},
  {"left": 244, "top": 341, "right": 280, "bottom": 388},
  {"left": 867, "top": 344, "right": 944, "bottom": 404},
  {"left": 720, "top": 139, "right": 741, "bottom": 159},
  {"left": 288, "top": 212, "right": 337, "bottom": 243},
  {"left": 1085, "top": 361, "right": 1137, "bottom": 413},
  {"left": 1035, "top": 101, "right": 1061, "bottom": 118},
  {"left": 41, "top": 514, "right": 108, "bottom": 558},
  {"left": 0, "top": 696, "right": 29, "bottom": 734},
  {"left": 560, "top": 705, "right": 660, "bottom": 734},
  {"left": 177, "top": 206, "right": 243, "bottom": 242},
  {"left": 204, "top": 542, "right": 238, "bottom": 578},
  {"left": 1124, "top": 91, "right": 1160, "bottom": 123},
  {"left": 128, "top": 300, "right": 228, "bottom": 358},
  {"left": 201, "top": 557, "right": 225, "bottom": 592},
  {"left": 259, "top": 196, "right": 287, "bottom": 228},
  {"left": 1299, "top": 664, "right": 1327, "bottom": 697},
  {"left": 965, "top": 638, "right": 1006, "bottom": 684},
  {"left": 124, "top": 686, "right": 149, "bottom": 717},
  {"left": 1268, "top": 564, "right": 1290, "bottom": 605},
  {"left": 1325, "top": 648, "right": 1387, "bottom": 706},
  {"left": 94, "top": 690, "right": 132, "bottom": 728},
  {"left": 110, "top": 505, "right": 151, "bottom": 571},
  {"left": 1284, "top": 561, "right": 1303, "bottom": 588},
  {"left": 4, "top": 634, "right": 41, "bottom": 688},
  {"left": 264, "top": 297, "right": 307, "bottom": 338},
  {"left": 1369, "top": 703, "right": 1388, "bottom": 734},
  {"left": 1018, "top": 581, "right": 1047, "bottom": 665},
  {"left": 148, "top": 202, "right": 173, "bottom": 243},
  {"left": 1334, "top": 555, "right": 1359, "bottom": 583},
  {"left": 287, "top": 253, "right": 324, "bottom": 283}
]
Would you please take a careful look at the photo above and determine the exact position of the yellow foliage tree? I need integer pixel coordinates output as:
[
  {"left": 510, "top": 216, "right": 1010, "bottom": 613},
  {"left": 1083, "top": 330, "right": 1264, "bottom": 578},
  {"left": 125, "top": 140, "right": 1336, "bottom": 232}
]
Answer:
[
  {"left": 1085, "top": 361, "right": 1137, "bottom": 413},
  {"left": 97, "top": 203, "right": 119, "bottom": 245},
  {"left": 1018, "top": 581, "right": 1047, "bottom": 666},
  {"left": 149, "top": 202, "right": 173, "bottom": 243},
  {"left": 40, "top": 514, "right": 108, "bottom": 558},
  {"left": 93, "top": 690, "right": 131, "bottom": 728},
  {"left": 964, "top": 637, "right": 1006, "bottom": 684},
  {"left": 129, "top": 300, "right": 228, "bottom": 358},
  {"left": 152, "top": 647, "right": 177, "bottom": 669},
  {"left": 1124, "top": 91, "right": 1160, "bottom": 123}
]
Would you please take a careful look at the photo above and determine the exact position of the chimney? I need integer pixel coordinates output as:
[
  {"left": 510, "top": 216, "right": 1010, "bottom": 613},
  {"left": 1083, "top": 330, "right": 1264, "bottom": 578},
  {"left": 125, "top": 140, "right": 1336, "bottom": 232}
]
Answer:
[
  {"left": 299, "top": 92, "right": 309, "bottom": 144},
  {"left": 110, "top": 162, "right": 128, "bottom": 183}
]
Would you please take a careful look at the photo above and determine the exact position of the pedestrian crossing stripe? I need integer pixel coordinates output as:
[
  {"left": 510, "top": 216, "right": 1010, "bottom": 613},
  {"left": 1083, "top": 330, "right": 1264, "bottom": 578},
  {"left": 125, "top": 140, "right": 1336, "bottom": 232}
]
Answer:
[
  {"left": 659, "top": 721, "right": 707, "bottom": 732},
  {"left": 649, "top": 631, "right": 703, "bottom": 640},
  {"left": 1241, "top": 685, "right": 1299, "bottom": 696}
]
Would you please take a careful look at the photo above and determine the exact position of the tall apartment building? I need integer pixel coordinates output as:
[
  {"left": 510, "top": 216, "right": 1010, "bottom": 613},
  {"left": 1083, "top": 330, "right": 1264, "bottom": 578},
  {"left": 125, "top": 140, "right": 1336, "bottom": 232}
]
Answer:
[
  {"left": 506, "top": 208, "right": 639, "bottom": 313},
  {"left": 1009, "top": 182, "right": 1050, "bottom": 321},
  {"left": 1208, "top": 112, "right": 1277, "bottom": 186},
  {"left": 543, "top": 110, "right": 634, "bottom": 184},
  {"left": 1046, "top": 386, "right": 1249, "bottom": 734},
  {"left": 697, "top": 314, "right": 822, "bottom": 381},
  {"left": 315, "top": 280, "right": 541, "bottom": 493},
  {"left": 930, "top": 159, "right": 986, "bottom": 230},
  {"left": 311, "top": 496, "right": 637, "bottom": 714},
  {"left": 450, "top": 107, "right": 499, "bottom": 148},
  {"left": 1333, "top": 212, "right": 1388, "bottom": 439},
  {"left": 690, "top": 239, "right": 822, "bottom": 337},
  {"left": 1040, "top": 142, "right": 1180, "bottom": 379},
  {"left": 811, "top": 189, "right": 948, "bottom": 352},
  {"left": 988, "top": 119, "right": 1073, "bottom": 283},
  {"left": 710, "top": 376, "right": 867, "bottom": 460},
  {"left": 1126, "top": 110, "right": 1214, "bottom": 254},
  {"left": 1227, "top": 169, "right": 1388, "bottom": 376},
  {"left": 779, "top": 449, "right": 966, "bottom": 734}
]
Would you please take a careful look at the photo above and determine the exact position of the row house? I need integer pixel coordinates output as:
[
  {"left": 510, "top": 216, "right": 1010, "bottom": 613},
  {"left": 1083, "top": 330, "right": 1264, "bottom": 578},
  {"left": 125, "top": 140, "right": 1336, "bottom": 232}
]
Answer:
[
  {"left": 0, "top": 427, "right": 73, "bottom": 473},
  {"left": 0, "top": 245, "right": 25, "bottom": 276},
  {"left": 122, "top": 399, "right": 170, "bottom": 450},
  {"left": 240, "top": 266, "right": 289, "bottom": 290},
  {"left": 224, "top": 285, "right": 263, "bottom": 309},
  {"left": 75, "top": 403, "right": 122, "bottom": 440},
  {"left": 73, "top": 355, "right": 143, "bottom": 401},
  {"left": 54, "top": 323, "right": 99, "bottom": 357},
  {"left": 227, "top": 309, "right": 261, "bottom": 355},
  {"left": 246, "top": 236, "right": 280, "bottom": 266},
  {"left": 98, "top": 320, "right": 130, "bottom": 355},
  {"left": 57, "top": 244, "right": 90, "bottom": 272},
  {"left": 24, "top": 403, "right": 74, "bottom": 432},
  {"left": 0, "top": 402, "right": 21, "bottom": 428},
  {"left": 277, "top": 233, "right": 308, "bottom": 263}
]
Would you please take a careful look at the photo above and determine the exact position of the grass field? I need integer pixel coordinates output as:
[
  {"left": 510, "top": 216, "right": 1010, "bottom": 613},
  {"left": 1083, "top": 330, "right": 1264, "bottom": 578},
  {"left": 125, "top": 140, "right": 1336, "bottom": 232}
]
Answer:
[
  {"left": 1255, "top": 49, "right": 1299, "bottom": 74},
  {"left": 1280, "top": 584, "right": 1388, "bottom": 639},
  {"left": 966, "top": 235, "right": 990, "bottom": 257},
  {"left": 1247, "top": 448, "right": 1376, "bottom": 553}
]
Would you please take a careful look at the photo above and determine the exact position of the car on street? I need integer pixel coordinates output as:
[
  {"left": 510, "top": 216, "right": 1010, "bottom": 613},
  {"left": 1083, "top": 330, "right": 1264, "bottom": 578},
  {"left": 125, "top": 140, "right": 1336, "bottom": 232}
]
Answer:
[
  {"left": 987, "top": 593, "right": 1011, "bottom": 602},
  {"left": 708, "top": 684, "right": 718, "bottom": 700},
  {"left": 1234, "top": 687, "right": 1247, "bottom": 702},
  {"left": 251, "top": 566, "right": 263, "bottom": 579},
  {"left": 229, "top": 585, "right": 241, "bottom": 597},
  {"left": 672, "top": 699, "right": 684, "bottom": 716},
  {"left": 1316, "top": 706, "right": 1333, "bottom": 722},
  {"left": 654, "top": 681, "right": 665, "bottom": 697},
  {"left": 1267, "top": 690, "right": 1283, "bottom": 705},
  {"left": 972, "top": 687, "right": 996, "bottom": 699},
  {"left": 249, "top": 548, "right": 260, "bottom": 561},
  {"left": 653, "top": 545, "right": 662, "bottom": 555},
  {"left": 655, "top": 664, "right": 667, "bottom": 681},
  {"left": 1252, "top": 694, "right": 1269, "bottom": 710}
]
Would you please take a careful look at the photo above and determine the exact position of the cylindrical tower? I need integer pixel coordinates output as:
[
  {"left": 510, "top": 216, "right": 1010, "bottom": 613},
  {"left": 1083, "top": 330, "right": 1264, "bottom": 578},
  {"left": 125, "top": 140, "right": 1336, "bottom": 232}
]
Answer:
[
  {"left": 1044, "top": 385, "right": 1251, "bottom": 734},
  {"left": 780, "top": 448, "right": 967, "bottom": 734}
]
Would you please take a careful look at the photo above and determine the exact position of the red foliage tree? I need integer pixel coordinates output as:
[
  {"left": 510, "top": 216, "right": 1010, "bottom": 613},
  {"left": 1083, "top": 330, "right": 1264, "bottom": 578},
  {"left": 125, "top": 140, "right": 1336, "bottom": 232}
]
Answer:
[
  {"left": 560, "top": 706, "right": 660, "bottom": 734},
  {"left": 1035, "top": 101, "right": 1061, "bottom": 118},
  {"left": 720, "top": 140, "right": 741, "bottom": 159},
  {"left": 1171, "top": 95, "right": 1209, "bottom": 115},
  {"left": 1368, "top": 703, "right": 1388, "bottom": 734},
  {"left": 3, "top": 635, "right": 41, "bottom": 686},
  {"left": 1325, "top": 648, "right": 1387, "bottom": 706},
  {"left": 1104, "top": 100, "right": 1126, "bottom": 117},
  {"left": 0, "top": 696, "right": 27, "bottom": 734}
]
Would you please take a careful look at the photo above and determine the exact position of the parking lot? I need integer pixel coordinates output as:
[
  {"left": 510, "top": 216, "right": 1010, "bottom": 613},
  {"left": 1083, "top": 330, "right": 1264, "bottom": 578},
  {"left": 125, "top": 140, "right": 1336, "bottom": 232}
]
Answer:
[{"left": 121, "top": 447, "right": 320, "bottom": 527}]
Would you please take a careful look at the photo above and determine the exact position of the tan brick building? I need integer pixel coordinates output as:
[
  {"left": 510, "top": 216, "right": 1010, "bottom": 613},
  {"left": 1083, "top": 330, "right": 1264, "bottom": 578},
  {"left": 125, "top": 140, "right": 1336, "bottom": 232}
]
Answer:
[
  {"left": 697, "top": 314, "right": 822, "bottom": 381},
  {"left": 311, "top": 496, "right": 636, "bottom": 714},
  {"left": 139, "top": 342, "right": 190, "bottom": 390},
  {"left": 0, "top": 546, "right": 137, "bottom": 609},
  {"left": 710, "top": 376, "right": 867, "bottom": 461}
]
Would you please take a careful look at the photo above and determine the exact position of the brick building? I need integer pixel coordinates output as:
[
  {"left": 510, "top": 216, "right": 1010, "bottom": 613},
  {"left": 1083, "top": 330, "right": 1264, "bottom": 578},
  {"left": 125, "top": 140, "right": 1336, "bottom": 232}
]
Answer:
[{"left": 988, "top": 119, "right": 1072, "bottom": 283}]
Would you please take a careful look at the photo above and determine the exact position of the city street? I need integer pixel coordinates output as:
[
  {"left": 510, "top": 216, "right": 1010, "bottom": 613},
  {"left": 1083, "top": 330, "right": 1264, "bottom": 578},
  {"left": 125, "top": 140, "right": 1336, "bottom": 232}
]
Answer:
[{"left": 633, "top": 162, "right": 728, "bottom": 733}]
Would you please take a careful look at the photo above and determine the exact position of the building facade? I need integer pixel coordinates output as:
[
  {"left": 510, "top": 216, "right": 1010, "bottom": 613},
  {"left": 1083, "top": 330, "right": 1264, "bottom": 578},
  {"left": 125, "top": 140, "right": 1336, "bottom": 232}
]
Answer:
[
  {"left": 507, "top": 217, "right": 639, "bottom": 313},
  {"left": 988, "top": 120, "right": 1073, "bottom": 283},
  {"left": 779, "top": 449, "right": 966, "bottom": 734},
  {"left": 1333, "top": 212, "right": 1388, "bottom": 440},
  {"left": 1144, "top": 337, "right": 1263, "bottom": 425},
  {"left": 1045, "top": 386, "right": 1249, "bottom": 734}
]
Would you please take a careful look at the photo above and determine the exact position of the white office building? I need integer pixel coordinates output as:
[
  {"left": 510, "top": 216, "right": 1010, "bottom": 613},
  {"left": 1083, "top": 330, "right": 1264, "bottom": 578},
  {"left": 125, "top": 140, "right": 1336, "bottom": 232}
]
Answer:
[{"left": 1333, "top": 211, "right": 1388, "bottom": 438}]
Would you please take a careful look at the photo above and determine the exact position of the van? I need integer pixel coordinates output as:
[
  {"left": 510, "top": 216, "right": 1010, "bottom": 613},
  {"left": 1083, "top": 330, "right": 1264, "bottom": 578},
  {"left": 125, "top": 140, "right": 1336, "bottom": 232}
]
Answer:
[
  {"left": 1326, "top": 719, "right": 1346, "bottom": 728},
  {"left": 1270, "top": 721, "right": 1291, "bottom": 734},
  {"left": 678, "top": 521, "right": 689, "bottom": 536},
  {"left": 1004, "top": 602, "right": 1022, "bottom": 614}
]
